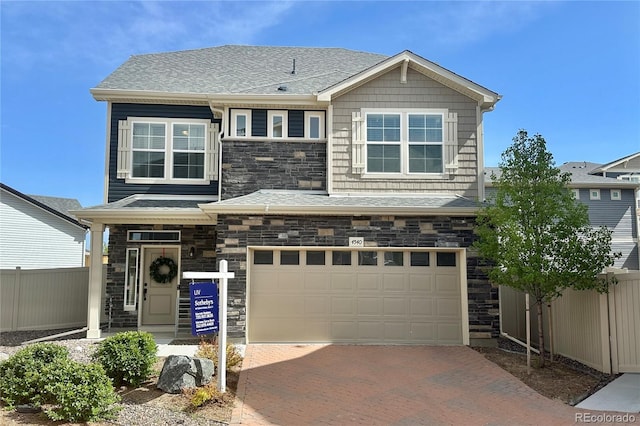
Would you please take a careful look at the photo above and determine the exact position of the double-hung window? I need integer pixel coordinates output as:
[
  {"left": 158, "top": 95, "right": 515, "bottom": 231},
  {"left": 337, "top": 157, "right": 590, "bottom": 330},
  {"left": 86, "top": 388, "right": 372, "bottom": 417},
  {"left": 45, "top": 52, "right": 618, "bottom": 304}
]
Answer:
[
  {"left": 354, "top": 108, "right": 456, "bottom": 176},
  {"left": 118, "top": 117, "right": 217, "bottom": 184}
]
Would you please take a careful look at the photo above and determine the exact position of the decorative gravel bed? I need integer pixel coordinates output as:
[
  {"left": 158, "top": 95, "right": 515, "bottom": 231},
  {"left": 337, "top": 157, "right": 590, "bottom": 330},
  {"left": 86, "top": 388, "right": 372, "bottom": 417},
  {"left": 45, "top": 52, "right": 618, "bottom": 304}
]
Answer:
[{"left": 0, "top": 329, "right": 227, "bottom": 426}]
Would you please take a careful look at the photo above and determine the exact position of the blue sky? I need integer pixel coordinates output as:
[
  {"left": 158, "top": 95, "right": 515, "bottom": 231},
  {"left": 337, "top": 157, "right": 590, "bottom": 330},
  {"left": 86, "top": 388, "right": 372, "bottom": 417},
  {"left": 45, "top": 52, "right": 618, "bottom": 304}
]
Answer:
[{"left": 1, "top": 1, "right": 639, "bottom": 208}]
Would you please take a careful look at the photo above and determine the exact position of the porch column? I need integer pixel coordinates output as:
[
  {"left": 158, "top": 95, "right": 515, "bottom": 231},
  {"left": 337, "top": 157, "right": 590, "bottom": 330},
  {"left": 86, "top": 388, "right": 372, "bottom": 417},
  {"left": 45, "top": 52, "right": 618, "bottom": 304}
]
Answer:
[{"left": 86, "top": 223, "right": 105, "bottom": 339}]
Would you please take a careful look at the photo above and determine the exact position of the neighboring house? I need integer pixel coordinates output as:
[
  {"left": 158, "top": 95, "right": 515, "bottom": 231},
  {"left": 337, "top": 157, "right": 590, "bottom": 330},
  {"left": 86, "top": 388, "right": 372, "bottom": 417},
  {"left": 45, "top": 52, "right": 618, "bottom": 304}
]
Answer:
[
  {"left": 75, "top": 45, "right": 502, "bottom": 344},
  {"left": 485, "top": 153, "right": 640, "bottom": 271},
  {"left": 0, "top": 183, "right": 88, "bottom": 269}
]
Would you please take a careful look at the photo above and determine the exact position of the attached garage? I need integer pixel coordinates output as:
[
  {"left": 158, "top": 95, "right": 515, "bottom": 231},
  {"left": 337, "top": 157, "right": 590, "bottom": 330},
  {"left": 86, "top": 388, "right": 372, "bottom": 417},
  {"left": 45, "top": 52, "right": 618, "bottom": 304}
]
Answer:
[{"left": 248, "top": 247, "right": 469, "bottom": 345}]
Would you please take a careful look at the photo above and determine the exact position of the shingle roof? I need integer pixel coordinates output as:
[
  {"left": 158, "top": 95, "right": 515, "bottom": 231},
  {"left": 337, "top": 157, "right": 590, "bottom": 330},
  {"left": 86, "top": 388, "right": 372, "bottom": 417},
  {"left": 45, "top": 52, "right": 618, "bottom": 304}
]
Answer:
[
  {"left": 484, "top": 163, "right": 638, "bottom": 187},
  {"left": 201, "top": 190, "right": 479, "bottom": 215},
  {"left": 0, "top": 183, "right": 86, "bottom": 228},
  {"left": 94, "top": 45, "right": 388, "bottom": 95}
]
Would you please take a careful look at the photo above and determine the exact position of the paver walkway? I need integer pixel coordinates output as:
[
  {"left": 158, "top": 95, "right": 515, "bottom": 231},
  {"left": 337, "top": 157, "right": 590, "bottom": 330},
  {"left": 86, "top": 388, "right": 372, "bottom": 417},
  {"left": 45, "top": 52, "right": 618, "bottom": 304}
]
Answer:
[{"left": 231, "top": 345, "right": 608, "bottom": 425}]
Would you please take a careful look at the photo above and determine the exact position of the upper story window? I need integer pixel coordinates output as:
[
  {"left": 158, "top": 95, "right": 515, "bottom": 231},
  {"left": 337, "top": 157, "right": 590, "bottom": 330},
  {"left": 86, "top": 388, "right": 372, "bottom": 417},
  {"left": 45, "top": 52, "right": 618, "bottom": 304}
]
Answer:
[
  {"left": 228, "top": 109, "right": 325, "bottom": 140},
  {"left": 610, "top": 189, "right": 622, "bottom": 200},
  {"left": 351, "top": 109, "right": 457, "bottom": 177},
  {"left": 571, "top": 188, "right": 580, "bottom": 200},
  {"left": 589, "top": 189, "right": 600, "bottom": 200},
  {"left": 117, "top": 117, "right": 218, "bottom": 185}
]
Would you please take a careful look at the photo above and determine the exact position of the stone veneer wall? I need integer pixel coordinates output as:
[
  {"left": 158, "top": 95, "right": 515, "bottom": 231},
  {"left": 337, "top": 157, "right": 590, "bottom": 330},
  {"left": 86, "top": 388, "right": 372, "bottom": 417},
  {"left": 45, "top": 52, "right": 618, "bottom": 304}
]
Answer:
[
  {"left": 216, "top": 214, "right": 499, "bottom": 341},
  {"left": 221, "top": 140, "right": 327, "bottom": 200},
  {"left": 106, "top": 224, "right": 217, "bottom": 328}
]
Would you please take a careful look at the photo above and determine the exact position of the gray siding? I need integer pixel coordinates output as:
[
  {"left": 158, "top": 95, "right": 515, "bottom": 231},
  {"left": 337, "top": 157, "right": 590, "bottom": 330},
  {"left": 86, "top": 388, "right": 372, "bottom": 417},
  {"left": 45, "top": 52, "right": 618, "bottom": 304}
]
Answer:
[
  {"left": 576, "top": 188, "right": 637, "bottom": 238},
  {"left": 0, "top": 191, "right": 86, "bottom": 269},
  {"left": 108, "top": 103, "right": 219, "bottom": 203},
  {"left": 331, "top": 67, "right": 480, "bottom": 197}
]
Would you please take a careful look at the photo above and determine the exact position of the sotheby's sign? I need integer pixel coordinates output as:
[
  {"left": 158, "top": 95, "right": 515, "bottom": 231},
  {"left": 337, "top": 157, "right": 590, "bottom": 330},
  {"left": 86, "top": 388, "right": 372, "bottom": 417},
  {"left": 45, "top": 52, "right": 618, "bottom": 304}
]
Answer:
[{"left": 189, "top": 281, "right": 218, "bottom": 335}]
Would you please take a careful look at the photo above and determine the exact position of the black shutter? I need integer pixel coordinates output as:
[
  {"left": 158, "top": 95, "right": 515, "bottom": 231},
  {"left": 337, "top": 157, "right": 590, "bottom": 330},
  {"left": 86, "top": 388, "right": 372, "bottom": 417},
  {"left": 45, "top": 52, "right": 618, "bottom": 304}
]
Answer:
[
  {"left": 288, "top": 110, "right": 304, "bottom": 138},
  {"left": 252, "top": 109, "right": 267, "bottom": 137}
]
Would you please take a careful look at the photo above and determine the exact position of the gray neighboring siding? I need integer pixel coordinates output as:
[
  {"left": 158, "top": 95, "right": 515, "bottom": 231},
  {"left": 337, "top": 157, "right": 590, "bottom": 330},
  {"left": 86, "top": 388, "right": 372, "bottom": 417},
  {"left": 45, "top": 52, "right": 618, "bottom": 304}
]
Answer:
[
  {"left": 107, "top": 103, "right": 219, "bottom": 203},
  {"left": 576, "top": 188, "right": 637, "bottom": 238},
  {"left": 331, "top": 67, "right": 480, "bottom": 198}
]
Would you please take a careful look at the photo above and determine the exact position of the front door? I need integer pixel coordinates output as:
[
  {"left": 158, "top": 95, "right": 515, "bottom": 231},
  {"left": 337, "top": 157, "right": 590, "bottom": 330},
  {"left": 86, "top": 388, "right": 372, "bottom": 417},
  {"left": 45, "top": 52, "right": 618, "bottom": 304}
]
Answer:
[{"left": 142, "top": 247, "right": 179, "bottom": 325}]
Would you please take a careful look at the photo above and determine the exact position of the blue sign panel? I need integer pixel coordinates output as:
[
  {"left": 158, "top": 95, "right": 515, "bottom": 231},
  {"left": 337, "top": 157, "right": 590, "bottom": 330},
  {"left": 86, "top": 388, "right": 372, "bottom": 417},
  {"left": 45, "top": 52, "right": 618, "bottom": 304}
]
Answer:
[{"left": 189, "top": 281, "right": 218, "bottom": 336}]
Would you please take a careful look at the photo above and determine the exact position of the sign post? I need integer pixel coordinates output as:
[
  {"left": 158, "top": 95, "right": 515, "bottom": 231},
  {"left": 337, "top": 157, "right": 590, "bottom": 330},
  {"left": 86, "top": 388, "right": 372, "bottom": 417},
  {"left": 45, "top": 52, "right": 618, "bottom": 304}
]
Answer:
[{"left": 183, "top": 260, "right": 235, "bottom": 392}]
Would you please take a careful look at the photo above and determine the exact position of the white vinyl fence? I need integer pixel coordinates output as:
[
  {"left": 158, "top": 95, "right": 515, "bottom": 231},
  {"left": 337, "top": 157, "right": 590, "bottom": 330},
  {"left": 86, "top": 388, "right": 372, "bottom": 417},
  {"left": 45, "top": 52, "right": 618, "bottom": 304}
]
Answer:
[
  {"left": 0, "top": 266, "right": 106, "bottom": 332},
  {"left": 500, "top": 271, "right": 640, "bottom": 374}
]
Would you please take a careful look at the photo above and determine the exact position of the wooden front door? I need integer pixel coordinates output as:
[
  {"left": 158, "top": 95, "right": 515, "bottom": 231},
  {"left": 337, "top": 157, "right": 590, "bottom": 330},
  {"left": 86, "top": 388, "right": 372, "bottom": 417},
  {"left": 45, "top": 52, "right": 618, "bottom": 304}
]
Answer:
[{"left": 142, "top": 247, "right": 179, "bottom": 325}]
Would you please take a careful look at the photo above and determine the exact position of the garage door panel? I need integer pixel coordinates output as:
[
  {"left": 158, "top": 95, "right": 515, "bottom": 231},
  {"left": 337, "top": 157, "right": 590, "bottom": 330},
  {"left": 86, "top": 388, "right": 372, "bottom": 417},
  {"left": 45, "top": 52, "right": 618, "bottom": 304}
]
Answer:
[
  {"left": 383, "top": 298, "right": 408, "bottom": 316},
  {"left": 331, "top": 297, "right": 356, "bottom": 315},
  {"left": 249, "top": 249, "right": 463, "bottom": 344},
  {"left": 304, "top": 271, "right": 330, "bottom": 291},
  {"left": 331, "top": 273, "right": 357, "bottom": 291},
  {"left": 409, "top": 274, "right": 433, "bottom": 292},
  {"left": 357, "top": 274, "right": 380, "bottom": 290},
  {"left": 382, "top": 273, "right": 407, "bottom": 291},
  {"left": 305, "top": 296, "right": 330, "bottom": 315},
  {"left": 358, "top": 298, "right": 382, "bottom": 315}
]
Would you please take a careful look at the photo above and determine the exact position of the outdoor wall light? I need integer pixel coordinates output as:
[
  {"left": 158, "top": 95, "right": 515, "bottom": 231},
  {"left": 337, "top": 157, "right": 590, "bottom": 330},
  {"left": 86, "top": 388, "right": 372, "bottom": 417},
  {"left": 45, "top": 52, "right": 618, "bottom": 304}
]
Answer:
[{"left": 189, "top": 247, "right": 196, "bottom": 257}]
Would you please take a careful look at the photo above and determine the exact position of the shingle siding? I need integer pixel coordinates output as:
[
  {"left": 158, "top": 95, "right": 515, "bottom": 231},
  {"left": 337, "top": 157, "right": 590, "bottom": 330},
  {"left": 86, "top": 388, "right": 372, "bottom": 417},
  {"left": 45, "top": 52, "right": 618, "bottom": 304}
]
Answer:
[
  {"left": 331, "top": 67, "right": 480, "bottom": 197},
  {"left": 107, "top": 103, "right": 219, "bottom": 203}
]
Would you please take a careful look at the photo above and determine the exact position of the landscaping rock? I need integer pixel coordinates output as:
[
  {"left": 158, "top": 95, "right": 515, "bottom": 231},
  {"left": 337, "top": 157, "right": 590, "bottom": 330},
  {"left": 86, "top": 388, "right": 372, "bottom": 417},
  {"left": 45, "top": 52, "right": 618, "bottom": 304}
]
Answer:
[
  {"left": 0, "top": 352, "right": 9, "bottom": 362},
  {"left": 157, "top": 355, "right": 215, "bottom": 394}
]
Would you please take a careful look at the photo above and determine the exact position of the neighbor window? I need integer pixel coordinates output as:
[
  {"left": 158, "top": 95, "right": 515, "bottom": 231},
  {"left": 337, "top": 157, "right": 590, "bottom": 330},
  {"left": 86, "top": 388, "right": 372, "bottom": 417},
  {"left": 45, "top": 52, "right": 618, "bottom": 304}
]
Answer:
[
  {"left": 571, "top": 189, "right": 580, "bottom": 200},
  {"left": 590, "top": 189, "right": 601, "bottom": 200},
  {"left": 610, "top": 190, "right": 621, "bottom": 200}
]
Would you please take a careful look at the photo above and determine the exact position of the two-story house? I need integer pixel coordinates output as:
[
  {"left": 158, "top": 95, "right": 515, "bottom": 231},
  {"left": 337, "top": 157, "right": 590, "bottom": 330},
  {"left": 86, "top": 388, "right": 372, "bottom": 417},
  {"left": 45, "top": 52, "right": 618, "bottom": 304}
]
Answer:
[{"left": 75, "top": 46, "right": 501, "bottom": 344}]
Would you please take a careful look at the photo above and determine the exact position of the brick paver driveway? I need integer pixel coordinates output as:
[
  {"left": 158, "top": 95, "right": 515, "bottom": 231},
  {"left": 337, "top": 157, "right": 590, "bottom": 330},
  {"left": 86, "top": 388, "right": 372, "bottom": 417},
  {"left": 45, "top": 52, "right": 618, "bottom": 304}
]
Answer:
[{"left": 231, "top": 345, "right": 593, "bottom": 425}]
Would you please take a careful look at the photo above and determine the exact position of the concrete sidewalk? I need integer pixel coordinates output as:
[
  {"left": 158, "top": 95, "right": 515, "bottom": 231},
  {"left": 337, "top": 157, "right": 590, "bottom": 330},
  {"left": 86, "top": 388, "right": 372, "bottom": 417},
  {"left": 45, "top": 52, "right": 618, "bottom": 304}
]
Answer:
[{"left": 577, "top": 373, "right": 640, "bottom": 413}]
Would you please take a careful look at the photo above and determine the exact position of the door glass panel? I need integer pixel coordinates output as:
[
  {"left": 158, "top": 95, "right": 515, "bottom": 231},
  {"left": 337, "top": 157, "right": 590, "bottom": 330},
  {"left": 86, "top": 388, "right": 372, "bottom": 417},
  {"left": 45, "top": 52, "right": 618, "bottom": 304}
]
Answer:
[
  {"left": 254, "top": 251, "right": 273, "bottom": 265},
  {"left": 306, "top": 251, "right": 325, "bottom": 265},
  {"left": 332, "top": 251, "right": 352, "bottom": 265},
  {"left": 358, "top": 251, "right": 378, "bottom": 266},
  {"left": 281, "top": 251, "right": 300, "bottom": 265}
]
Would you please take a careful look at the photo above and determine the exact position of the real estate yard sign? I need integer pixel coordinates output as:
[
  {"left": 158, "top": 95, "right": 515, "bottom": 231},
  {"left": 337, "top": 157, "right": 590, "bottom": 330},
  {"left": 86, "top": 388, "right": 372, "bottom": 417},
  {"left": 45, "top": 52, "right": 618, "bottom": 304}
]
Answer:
[{"left": 189, "top": 281, "right": 218, "bottom": 335}]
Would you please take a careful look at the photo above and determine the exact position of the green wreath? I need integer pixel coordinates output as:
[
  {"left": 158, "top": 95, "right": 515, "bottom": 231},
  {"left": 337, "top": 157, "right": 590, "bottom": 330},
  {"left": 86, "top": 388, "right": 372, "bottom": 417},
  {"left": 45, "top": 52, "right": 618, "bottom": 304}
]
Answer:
[{"left": 149, "top": 256, "right": 178, "bottom": 284}]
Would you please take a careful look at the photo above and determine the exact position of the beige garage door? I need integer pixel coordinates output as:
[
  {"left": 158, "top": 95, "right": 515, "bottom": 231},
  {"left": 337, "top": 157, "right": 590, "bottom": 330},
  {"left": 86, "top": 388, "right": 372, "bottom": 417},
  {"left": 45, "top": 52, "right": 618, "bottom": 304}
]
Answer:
[{"left": 248, "top": 248, "right": 464, "bottom": 344}]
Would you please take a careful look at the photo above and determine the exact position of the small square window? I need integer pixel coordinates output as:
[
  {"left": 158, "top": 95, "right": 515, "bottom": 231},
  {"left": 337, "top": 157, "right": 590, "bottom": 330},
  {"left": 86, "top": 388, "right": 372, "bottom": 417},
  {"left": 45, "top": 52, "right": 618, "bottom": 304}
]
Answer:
[
  {"left": 358, "top": 251, "right": 378, "bottom": 266},
  {"left": 306, "top": 251, "right": 325, "bottom": 266},
  {"left": 571, "top": 189, "right": 580, "bottom": 200},
  {"left": 436, "top": 252, "right": 456, "bottom": 267},
  {"left": 384, "top": 252, "right": 403, "bottom": 266},
  {"left": 280, "top": 251, "right": 299, "bottom": 265},
  {"left": 611, "top": 190, "right": 621, "bottom": 201},
  {"left": 410, "top": 252, "right": 430, "bottom": 267},
  {"left": 254, "top": 251, "right": 273, "bottom": 265},
  {"left": 589, "top": 189, "right": 601, "bottom": 200},
  {"left": 332, "top": 251, "right": 352, "bottom": 265}
]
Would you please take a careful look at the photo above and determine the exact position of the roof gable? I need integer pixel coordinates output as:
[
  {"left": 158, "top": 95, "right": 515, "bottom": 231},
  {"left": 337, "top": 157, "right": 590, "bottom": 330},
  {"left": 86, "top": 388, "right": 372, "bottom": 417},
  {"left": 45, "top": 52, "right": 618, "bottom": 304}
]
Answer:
[
  {"left": 317, "top": 50, "right": 501, "bottom": 110},
  {"left": 591, "top": 152, "right": 640, "bottom": 174}
]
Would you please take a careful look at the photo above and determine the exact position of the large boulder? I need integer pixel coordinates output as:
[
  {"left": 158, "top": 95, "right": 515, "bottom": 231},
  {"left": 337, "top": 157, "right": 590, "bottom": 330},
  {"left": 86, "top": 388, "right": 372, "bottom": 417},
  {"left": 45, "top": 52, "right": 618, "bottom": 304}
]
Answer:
[{"left": 157, "top": 355, "right": 215, "bottom": 394}]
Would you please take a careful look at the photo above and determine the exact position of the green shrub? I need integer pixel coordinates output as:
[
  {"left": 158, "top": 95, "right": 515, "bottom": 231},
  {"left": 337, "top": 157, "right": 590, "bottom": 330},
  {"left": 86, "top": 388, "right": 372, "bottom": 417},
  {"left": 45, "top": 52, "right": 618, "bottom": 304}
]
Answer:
[
  {"left": 195, "top": 340, "right": 243, "bottom": 372},
  {"left": 0, "top": 343, "right": 69, "bottom": 407},
  {"left": 43, "top": 360, "right": 120, "bottom": 422},
  {"left": 185, "top": 382, "right": 226, "bottom": 408},
  {"left": 92, "top": 331, "right": 158, "bottom": 386}
]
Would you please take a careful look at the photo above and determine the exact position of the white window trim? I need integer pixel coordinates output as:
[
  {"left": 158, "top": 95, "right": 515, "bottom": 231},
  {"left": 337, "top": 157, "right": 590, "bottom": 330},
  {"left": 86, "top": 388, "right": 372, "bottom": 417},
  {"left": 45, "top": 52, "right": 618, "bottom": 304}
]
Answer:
[
  {"left": 267, "top": 111, "right": 287, "bottom": 138},
  {"left": 589, "top": 189, "right": 601, "bottom": 200},
  {"left": 571, "top": 188, "right": 580, "bottom": 200},
  {"left": 610, "top": 189, "right": 622, "bottom": 201},
  {"left": 124, "top": 248, "right": 139, "bottom": 311},
  {"left": 125, "top": 117, "right": 211, "bottom": 185},
  {"left": 230, "top": 109, "right": 251, "bottom": 138},
  {"left": 362, "top": 108, "right": 449, "bottom": 178},
  {"left": 305, "top": 111, "right": 325, "bottom": 139}
]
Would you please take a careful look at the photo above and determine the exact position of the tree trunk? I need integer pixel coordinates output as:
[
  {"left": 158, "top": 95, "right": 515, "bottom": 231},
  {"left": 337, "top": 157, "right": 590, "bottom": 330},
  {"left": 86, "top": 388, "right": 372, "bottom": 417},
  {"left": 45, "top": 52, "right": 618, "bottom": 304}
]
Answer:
[{"left": 537, "top": 301, "right": 545, "bottom": 368}]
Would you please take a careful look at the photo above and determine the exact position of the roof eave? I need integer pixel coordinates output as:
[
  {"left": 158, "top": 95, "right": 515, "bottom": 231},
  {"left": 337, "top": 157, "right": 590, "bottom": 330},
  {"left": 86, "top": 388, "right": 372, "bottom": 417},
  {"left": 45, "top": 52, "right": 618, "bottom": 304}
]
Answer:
[
  {"left": 200, "top": 204, "right": 479, "bottom": 217},
  {"left": 91, "top": 88, "right": 322, "bottom": 106},
  {"left": 71, "top": 208, "right": 215, "bottom": 225}
]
